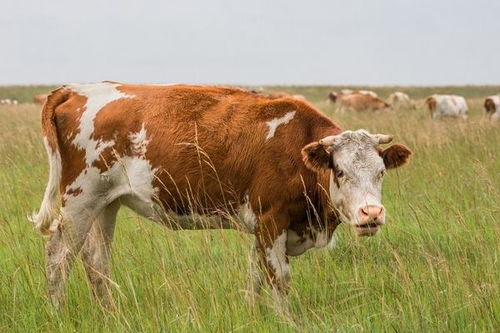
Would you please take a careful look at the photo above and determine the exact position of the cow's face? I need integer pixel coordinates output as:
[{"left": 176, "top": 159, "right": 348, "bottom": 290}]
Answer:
[{"left": 302, "top": 130, "right": 411, "bottom": 236}]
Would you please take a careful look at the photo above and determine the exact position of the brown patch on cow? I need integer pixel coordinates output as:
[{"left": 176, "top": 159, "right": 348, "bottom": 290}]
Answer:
[
  {"left": 65, "top": 187, "right": 82, "bottom": 198},
  {"left": 379, "top": 144, "right": 412, "bottom": 169},
  {"left": 54, "top": 93, "right": 88, "bottom": 196}
]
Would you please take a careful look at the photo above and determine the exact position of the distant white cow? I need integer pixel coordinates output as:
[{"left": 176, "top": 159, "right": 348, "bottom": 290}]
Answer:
[
  {"left": 387, "top": 92, "right": 414, "bottom": 110},
  {"left": 0, "top": 99, "right": 18, "bottom": 105},
  {"left": 425, "top": 95, "right": 468, "bottom": 120},
  {"left": 484, "top": 96, "right": 500, "bottom": 121}
]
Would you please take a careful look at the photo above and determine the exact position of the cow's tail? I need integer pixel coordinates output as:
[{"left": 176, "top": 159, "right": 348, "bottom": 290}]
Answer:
[{"left": 29, "top": 86, "right": 70, "bottom": 235}]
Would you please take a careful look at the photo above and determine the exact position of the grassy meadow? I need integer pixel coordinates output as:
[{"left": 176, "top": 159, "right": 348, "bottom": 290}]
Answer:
[{"left": 0, "top": 85, "right": 498, "bottom": 332}]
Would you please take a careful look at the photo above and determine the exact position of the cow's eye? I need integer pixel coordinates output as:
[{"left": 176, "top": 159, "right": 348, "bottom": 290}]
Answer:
[
  {"left": 336, "top": 170, "right": 344, "bottom": 178},
  {"left": 380, "top": 170, "right": 386, "bottom": 177}
]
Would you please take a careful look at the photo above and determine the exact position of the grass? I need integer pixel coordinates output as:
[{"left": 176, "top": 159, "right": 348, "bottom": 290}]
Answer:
[{"left": 0, "top": 86, "right": 499, "bottom": 332}]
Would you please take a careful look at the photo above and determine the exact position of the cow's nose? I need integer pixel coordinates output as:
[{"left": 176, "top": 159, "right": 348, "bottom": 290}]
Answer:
[{"left": 358, "top": 205, "right": 385, "bottom": 223}]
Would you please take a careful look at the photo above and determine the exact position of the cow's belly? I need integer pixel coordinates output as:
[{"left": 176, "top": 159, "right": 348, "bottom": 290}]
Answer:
[{"left": 121, "top": 194, "right": 256, "bottom": 233}]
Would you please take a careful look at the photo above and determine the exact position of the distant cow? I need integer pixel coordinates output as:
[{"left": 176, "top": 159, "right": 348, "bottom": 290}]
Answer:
[
  {"left": 337, "top": 89, "right": 377, "bottom": 98},
  {"left": 34, "top": 94, "right": 48, "bottom": 104},
  {"left": 329, "top": 91, "right": 390, "bottom": 112},
  {"left": 267, "top": 91, "right": 306, "bottom": 101},
  {"left": 387, "top": 92, "right": 414, "bottom": 110},
  {"left": 357, "top": 90, "right": 378, "bottom": 98},
  {"left": 425, "top": 95, "right": 468, "bottom": 120},
  {"left": 30, "top": 82, "right": 411, "bottom": 308},
  {"left": 0, "top": 98, "right": 18, "bottom": 105},
  {"left": 484, "top": 96, "right": 500, "bottom": 121}
]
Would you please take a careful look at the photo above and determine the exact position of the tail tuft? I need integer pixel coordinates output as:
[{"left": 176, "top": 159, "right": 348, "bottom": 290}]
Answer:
[{"left": 30, "top": 87, "right": 69, "bottom": 235}]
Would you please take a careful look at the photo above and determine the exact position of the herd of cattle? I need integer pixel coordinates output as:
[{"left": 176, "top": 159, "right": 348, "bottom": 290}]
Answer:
[
  {"left": 325, "top": 89, "right": 500, "bottom": 121},
  {"left": 1, "top": 90, "right": 499, "bottom": 120}
]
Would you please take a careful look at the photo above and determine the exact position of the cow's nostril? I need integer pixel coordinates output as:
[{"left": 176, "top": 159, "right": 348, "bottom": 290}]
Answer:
[{"left": 360, "top": 207, "right": 369, "bottom": 216}]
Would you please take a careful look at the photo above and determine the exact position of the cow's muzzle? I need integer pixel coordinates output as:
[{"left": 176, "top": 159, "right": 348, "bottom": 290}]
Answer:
[{"left": 354, "top": 205, "right": 385, "bottom": 236}]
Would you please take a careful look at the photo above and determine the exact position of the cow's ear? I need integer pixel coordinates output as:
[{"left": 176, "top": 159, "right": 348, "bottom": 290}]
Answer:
[
  {"left": 379, "top": 144, "right": 412, "bottom": 169},
  {"left": 302, "top": 142, "right": 333, "bottom": 171}
]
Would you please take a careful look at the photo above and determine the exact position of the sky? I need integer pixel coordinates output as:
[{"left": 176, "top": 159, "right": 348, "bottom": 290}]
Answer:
[{"left": 1, "top": 0, "right": 499, "bottom": 86}]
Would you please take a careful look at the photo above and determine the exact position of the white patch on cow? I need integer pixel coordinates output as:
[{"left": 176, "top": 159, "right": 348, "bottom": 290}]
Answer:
[
  {"left": 314, "top": 230, "right": 329, "bottom": 248},
  {"left": 63, "top": 149, "right": 159, "bottom": 223},
  {"left": 286, "top": 228, "right": 330, "bottom": 256},
  {"left": 67, "top": 83, "right": 134, "bottom": 166},
  {"left": 30, "top": 137, "right": 62, "bottom": 233},
  {"left": 265, "top": 231, "right": 289, "bottom": 280},
  {"left": 129, "top": 124, "right": 150, "bottom": 155},
  {"left": 286, "top": 229, "right": 314, "bottom": 256},
  {"left": 265, "top": 111, "right": 296, "bottom": 141},
  {"left": 237, "top": 195, "right": 257, "bottom": 232}
]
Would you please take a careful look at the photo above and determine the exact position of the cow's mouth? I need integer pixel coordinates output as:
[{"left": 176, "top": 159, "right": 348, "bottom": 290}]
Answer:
[
  {"left": 353, "top": 222, "right": 382, "bottom": 236},
  {"left": 356, "top": 222, "right": 379, "bottom": 228}
]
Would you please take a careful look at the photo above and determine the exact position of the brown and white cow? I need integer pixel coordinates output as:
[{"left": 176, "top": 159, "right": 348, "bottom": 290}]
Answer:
[
  {"left": 329, "top": 91, "right": 390, "bottom": 112},
  {"left": 387, "top": 92, "right": 414, "bottom": 110},
  {"left": 31, "top": 82, "right": 411, "bottom": 308},
  {"left": 425, "top": 94, "right": 468, "bottom": 120},
  {"left": 329, "top": 90, "right": 378, "bottom": 103},
  {"left": 484, "top": 95, "right": 500, "bottom": 121}
]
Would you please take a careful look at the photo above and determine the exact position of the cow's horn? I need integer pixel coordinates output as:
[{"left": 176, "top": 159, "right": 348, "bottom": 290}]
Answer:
[
  {"left": 318, "top": 135, "right": 336, "bottom": 146},
  {"left": 373, "top": 134, "right": 393, "bottom": 144}
]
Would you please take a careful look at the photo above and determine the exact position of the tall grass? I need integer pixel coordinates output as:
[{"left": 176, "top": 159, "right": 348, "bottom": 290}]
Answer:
[{"left": 0, "top": 87, "right": 498, "bottom": 332}]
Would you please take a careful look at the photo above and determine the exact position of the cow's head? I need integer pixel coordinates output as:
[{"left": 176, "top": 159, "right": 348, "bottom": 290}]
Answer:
[
  {"left": 328, "top": 92, "right": 338, "bottom": 103},
  {"left": 302, "top": 130, "right": 411, "bottom": 236},
  {"left": 484, "top": 98, "right": 496, "bottom": 115}
]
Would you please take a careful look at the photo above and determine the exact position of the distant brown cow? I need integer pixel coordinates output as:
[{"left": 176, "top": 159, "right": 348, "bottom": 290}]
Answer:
[
  {"left": 34, "top": 94, "right": 48, "bottom": 104},
  {"left": 330, "top": 92, "right": 389, "bottom": 112},
  {"left": 267, "top": 91, "right": 306, "bottom": 101}
]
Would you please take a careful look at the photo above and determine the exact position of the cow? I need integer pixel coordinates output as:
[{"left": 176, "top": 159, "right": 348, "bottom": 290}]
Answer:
[
  {"left": 425, "top": 95, "right": 468, "bottom": 120},
  {"left": 484, "top": 95, "right": 500, "bottom": 121},
  {"left": 357, "top": 90, "right": 378, "bottom": 98},
  {"left": 0, "top": 98, "right": 18, "bottom": 105},
  {"left": 34, "top": 94, "right": 48, "bottom": 104},
  {"left": 330, "top": 90, "right": 378, "bottom": 102},
  {"left": 329, "top": 91, "right": 390, "bottom": 112},
  {"left": 387, "top": 92, "right": 414, "bottom": 110},
  {"left": 30, "top": 82, "right": 411, "bottom": 309},
  {"left": 267, "top": 91, "right": 306, "bottom": 101}
]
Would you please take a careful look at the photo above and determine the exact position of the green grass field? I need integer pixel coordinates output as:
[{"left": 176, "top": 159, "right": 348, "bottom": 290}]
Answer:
[{"left": 0, "top": 85, "right": 498, "bottom": 332}]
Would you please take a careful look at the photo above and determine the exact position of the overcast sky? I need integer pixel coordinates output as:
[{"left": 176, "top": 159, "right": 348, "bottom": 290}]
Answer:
[{"left": 1, "top": 0, "right": 499, "bottom": 85}]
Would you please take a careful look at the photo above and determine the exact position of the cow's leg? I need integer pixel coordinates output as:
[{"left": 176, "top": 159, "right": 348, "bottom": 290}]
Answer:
[
  {"left": 246, "top": 239, "right": 264, "bottom": 303},
  {"left": 45, "top": 204, "right": 101, "bottom": 308},
  {"left": 81, "top": 201, "right": 120, "bottom": 308},
  {"left": 251, "top": 211, "right": 290, "bottom": 312}
]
